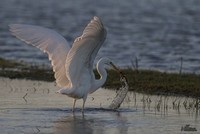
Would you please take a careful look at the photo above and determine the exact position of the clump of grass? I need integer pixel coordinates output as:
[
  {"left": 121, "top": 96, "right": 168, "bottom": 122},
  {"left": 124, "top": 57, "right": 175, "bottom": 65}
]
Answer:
[
  {"left": 84, "top": 69, "right": 200, "bottom": 97},
  {"left": 105, "top": 69, "right": 200, "bottom": 97},
  {"left": 0, "top": 58, "right": 24, "bottom": 69},
  {"left": 1, "top": 58, "right": 200, "bottom": 98},
  {"left": 0, "top": 68, "right": 54, "bottom": 81},
  {"left": 0, "top": 58, "right": 54, "bottom": 81}
]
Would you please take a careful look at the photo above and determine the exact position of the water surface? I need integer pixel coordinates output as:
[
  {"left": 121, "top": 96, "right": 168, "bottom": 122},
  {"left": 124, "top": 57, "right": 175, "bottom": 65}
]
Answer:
[
  {"left": 1, "top": 0, "right": 200, "bottom": 72},
  {"left": 0, "top": 78, "right": 199, "bottom": 134}
]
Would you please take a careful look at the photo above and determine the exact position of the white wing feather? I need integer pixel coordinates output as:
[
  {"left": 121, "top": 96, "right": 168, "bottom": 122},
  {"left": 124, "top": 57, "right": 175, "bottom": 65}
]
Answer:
[
  {"left": 9, "top": 24, "right": 70, "bottom": 87},
  {"left": 65, "top": 16, "right": 106, "bottom": 87}
]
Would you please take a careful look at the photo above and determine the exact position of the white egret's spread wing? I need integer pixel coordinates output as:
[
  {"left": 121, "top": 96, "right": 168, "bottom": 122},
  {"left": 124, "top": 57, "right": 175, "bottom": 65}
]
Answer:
[
  {"left": 9, "top": 24, "right": 70, "bottom": 87},
  {"left": 65, "top": 16, "right": 106, "bottom": 86}
]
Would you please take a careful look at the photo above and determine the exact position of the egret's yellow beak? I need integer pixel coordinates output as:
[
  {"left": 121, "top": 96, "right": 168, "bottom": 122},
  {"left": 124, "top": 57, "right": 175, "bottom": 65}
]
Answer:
[
  {"left": 110, "top": 62, "right": 123, "bottom": 75},
  {"left": 110, "top": 62, "right": 120, "bottom": 72},
  {"left": 110, "top": 62, "right": 127, "bottom": 81}
]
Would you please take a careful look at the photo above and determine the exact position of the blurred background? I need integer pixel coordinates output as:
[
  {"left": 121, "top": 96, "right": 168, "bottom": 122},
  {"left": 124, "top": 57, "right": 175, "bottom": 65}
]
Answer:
[{"left": 1, "top": 0, "right": 200, "bottom": 72}]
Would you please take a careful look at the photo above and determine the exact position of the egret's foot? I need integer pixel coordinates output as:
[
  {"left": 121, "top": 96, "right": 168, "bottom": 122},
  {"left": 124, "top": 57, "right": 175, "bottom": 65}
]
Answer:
[
  {"left": 81, "top": 111, "right": 85, "bottom": 117},
  {"left": 81, "top": 108, "right": 84, "bottom": 113}
]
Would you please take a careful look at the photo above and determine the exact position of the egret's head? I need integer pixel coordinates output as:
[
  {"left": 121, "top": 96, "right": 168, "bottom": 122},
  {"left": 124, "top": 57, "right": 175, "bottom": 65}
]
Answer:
[{"left": 98, "top": 57, "right": 121, "bottom": 74}]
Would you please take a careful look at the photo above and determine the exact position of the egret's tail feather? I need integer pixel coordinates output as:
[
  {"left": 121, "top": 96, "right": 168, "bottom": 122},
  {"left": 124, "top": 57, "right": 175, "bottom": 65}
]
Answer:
[{"left": 56, "top": 88, "right": 73, "bottom": 95}]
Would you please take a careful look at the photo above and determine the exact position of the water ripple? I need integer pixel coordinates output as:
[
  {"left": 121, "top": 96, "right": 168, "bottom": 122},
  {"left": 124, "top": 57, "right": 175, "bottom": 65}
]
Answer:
[{"left": 1, "top": 0, "right": 200, "bottom": 72}]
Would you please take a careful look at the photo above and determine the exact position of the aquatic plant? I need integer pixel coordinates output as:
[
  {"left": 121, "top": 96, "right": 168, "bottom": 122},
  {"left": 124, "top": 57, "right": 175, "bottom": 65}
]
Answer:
[{"left": 1, "top": 58, "right": 200, "bottom": 98}]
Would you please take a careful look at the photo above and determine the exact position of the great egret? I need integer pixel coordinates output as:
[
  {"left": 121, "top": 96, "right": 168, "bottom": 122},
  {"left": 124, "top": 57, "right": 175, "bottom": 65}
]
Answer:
[{"left": 9, "top": 16, "right": 121, "bottom": 112}]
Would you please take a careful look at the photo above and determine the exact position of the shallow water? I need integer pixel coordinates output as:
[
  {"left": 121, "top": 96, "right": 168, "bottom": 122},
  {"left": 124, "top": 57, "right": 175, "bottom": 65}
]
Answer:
[
  {"left": 1, "top": 0, "right": 200, "bottom": 72},
  {"left": 0, "top": 78, "right": 199, "bottom": 134}
]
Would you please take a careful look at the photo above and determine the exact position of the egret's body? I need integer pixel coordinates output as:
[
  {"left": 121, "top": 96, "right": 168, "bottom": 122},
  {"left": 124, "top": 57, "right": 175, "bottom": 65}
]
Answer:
[{"left": 9, "top": 16, "right": 118, "bottom": 112}]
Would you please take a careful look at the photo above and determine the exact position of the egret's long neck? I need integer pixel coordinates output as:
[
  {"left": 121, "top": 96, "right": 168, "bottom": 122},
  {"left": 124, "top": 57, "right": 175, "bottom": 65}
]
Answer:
[{"left": 90, "top": 60, "right": 107, "bottom": 93}]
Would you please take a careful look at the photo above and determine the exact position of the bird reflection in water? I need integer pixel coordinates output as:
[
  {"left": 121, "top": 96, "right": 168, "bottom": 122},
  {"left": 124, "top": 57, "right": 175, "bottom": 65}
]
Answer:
[{"left": 53, "top": 111, "right": 128, "bottom": 134}]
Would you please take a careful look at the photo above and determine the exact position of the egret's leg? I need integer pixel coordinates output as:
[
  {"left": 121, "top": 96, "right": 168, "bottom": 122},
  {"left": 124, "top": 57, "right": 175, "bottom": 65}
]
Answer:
[
  {"left": 82, "top": 96, "right": 87, "bottom": 113},
  {"left": 72, "top": 99, "right": 76, "bottom": 112},
  {"left": 82, "top": 100, "right": 86, "bottom": 113}
]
